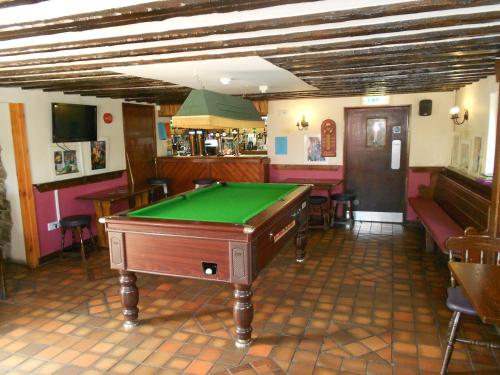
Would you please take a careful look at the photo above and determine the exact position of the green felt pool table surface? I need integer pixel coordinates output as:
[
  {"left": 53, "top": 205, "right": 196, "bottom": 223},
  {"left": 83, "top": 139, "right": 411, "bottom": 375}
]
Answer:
[{"left": 128, "top": 182, "right": 299, "bottom": 224}]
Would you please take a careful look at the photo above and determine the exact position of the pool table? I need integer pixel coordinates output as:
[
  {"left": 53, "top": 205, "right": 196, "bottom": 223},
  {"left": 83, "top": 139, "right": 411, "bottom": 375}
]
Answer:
[{"left": 102, "top": 182, "right": 311, "bottom": 347}]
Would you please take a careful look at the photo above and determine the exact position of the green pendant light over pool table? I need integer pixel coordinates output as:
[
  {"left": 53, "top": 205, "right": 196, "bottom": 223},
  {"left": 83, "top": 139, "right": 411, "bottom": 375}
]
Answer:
[{"left": 172, "top": 89, "right": 265, "bottom": 129}]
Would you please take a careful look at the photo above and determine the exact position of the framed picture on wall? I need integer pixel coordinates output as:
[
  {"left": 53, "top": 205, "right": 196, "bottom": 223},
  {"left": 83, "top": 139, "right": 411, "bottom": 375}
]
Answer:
[
  {"left": 304, "top": 136, "right": 326, "bottom": 163},
  {"left": 472, "top": 136, "right": 482, "bottom": 173},
  {"left": 50, "top": 143, "right": 83, "bottom": 181},
  {"left": 460, "top": 141, "right": 470, "bottom": 170},
  {"left": 451, "top": 135, "right": 460, "bottom": 166},
  {"left": 84, "top": 137, "right": 109, "bottom": 175}
]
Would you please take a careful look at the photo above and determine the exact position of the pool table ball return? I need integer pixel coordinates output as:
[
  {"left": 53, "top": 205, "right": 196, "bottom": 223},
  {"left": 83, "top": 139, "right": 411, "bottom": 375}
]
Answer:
[{"left": 101, "top": 182, "right": 311, "bottom": 347}]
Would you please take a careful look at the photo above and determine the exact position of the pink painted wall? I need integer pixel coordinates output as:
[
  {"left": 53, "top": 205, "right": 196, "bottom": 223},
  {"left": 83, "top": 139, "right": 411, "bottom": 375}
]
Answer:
[
  {"left": 270, "top": 164, "right": 433, "bottom": 221},
  {"left": 406, "top": 169, "right": 432, "bottom": 220},
  {"left": 34, "top": 172, "right": 128, "bottom": 257}
]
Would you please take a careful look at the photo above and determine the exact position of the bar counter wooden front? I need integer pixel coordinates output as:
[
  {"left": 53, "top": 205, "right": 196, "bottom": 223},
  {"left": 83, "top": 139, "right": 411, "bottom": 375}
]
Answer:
[
  {"left": 156, "top": 156, "right": 269, "bottom": 195},
  {"left": 102, "top": 182, "right": 310, "bottom": 347}
]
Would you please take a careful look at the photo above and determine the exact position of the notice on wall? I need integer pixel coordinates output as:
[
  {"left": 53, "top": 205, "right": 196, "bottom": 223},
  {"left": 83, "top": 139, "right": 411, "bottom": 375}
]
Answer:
[
  {"left": 157, "top": 122, "right": 167, "bottom": 140},
  {"left": 275, "top": 136, "right": 288, "bottom": 155}
]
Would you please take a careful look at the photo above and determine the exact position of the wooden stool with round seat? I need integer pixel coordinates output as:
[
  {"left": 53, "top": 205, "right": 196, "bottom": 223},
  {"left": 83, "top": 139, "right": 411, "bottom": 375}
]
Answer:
[
  {"left": 193, "top": 178, "right": 216, "bottom": 189},
  {"left": 148, "top": 177, "right": 171, "bottom": 201},
  {"left": 330, "top": 191, "right": 356, "bottom": 227},
  {"left": 308, "top": 195, "right": 329, "bottom": 230},
  {"left": 59, "top": 215, "right": 97, "bottom": 268}
]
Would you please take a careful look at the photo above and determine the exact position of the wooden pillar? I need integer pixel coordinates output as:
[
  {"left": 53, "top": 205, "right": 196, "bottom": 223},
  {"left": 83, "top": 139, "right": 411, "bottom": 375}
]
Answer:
[
  {"left": 9, "top": 104, "right": 40, "bottom": 268},
  {"left": 490, "top": 62, "right": 500, "bottom": 238}
]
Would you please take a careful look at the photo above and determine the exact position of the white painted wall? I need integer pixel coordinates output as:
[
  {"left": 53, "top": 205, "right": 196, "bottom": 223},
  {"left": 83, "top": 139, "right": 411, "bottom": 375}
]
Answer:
[
  {"left": 0, "top": 104, "right": 26, "bottom": 262},
  {"left": 267, "top": 91, "right": 455, "bottom": 166},
  {"left": 452, "top": 76, "right": 499, "bottom": 175},
  {"left": 0, "top": 88, "right": 126, "bottom": 184}
]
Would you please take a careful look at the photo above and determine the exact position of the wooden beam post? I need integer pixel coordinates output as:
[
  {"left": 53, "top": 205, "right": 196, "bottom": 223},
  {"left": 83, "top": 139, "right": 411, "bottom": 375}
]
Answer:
[{"left": 9, "top": 103, "right": 40, "bottom": 268}]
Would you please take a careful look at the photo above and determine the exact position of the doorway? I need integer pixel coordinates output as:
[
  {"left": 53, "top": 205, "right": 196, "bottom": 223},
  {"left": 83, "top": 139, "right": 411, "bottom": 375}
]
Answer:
[
  {"left": 345, "top": 106, "right": 409, "bottom": 223},
  {"left": 122, "top": 103, "right": 157, "bottom": 186}
]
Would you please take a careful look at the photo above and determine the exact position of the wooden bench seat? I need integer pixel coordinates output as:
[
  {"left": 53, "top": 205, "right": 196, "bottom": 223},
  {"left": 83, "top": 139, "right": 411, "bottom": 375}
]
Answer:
[
  {"left": 409, "top": 197, "right": 463, "bottom": 252},
  {"left": 409, "top": 171, "right": 490, "bottom": 253}
]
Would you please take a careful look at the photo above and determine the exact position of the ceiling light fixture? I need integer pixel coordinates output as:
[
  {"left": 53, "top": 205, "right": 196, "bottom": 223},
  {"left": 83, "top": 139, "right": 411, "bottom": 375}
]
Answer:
[
  {"left": 219, "top": 77, "right": 231, "bottom": 85},
  {"left": 259, "top": 85, "right": 268, "bottom": 93}
]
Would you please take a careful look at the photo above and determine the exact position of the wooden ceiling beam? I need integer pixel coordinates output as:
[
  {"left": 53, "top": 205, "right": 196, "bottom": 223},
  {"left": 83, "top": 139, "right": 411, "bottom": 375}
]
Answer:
[
  {"left": 291, "top": 60, "right": 493, "bottom": 75},
  {"left": 2, "top": 5, "right": 498, "bottom": 57},
  {"left": 1, "top": 22, "right": 499, "bottom": 69},
  {"left": 0, "top": 0, "right": 318, "bottom": 41},
  {"left": 0, "top": 0, "right": 46, "bottom": 8}
]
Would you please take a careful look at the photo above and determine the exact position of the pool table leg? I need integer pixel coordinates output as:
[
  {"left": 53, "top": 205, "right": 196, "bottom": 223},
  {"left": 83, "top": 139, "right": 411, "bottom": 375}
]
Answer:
[
  {"left": 295, "top": 208, "right": 308, "bottom": 263},
  {"left": 119, "top": 270, "right": 139, "bottom": 329},
  {"left": 233, "top": 284, "right": 253, "bottom": 348}
]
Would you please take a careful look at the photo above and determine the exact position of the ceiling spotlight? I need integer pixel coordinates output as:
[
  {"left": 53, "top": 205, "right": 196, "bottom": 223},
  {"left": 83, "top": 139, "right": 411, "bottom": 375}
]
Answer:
[
  {"left": 219, "top": 77, "right": 231, "bottom": 85},
  {"left": 259, "top": 85, "right": 268, "bottom": 93}
]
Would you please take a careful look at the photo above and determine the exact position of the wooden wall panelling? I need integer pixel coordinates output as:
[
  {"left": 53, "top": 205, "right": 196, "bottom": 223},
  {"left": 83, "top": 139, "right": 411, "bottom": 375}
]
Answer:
[
  {"left": 9, "top": 103, "right": 40, "bottom": 268},
  {"left": 434, "top": 174, "right": 490, "bottom": 231},
  {"left": 210, "top": 160, "right": 268, "bottom": 183},
  {"left": 492, "top": 60, "right": 500, "bottom": 237},
  {"left": 157, "top": 159, "right": 209, "bottom": 195},
  {"left": 271, "top": 164, "right": 341, "bottom": 171},
  {"left": 157, "top": 157, "right": 270, "bottom": 195},
  {"left": 158, "top": 104, "right": 181, "bottom": 117},
  {"left": 252, "top": 100, "right": 268, "bottom": 116}
]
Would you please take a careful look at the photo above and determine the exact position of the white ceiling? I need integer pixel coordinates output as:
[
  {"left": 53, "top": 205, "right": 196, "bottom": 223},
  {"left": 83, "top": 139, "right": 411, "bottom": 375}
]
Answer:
[{"left": 111, "top": 56, "right": 317, "bottom": 94}]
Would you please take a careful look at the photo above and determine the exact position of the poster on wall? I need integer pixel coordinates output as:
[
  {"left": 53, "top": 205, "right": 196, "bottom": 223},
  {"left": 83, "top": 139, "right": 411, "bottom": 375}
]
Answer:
[
  {"left": 320, "top": 119, "right": 336, "bottom": 157},
  {"left": 50, "top": 144, "right": 83, "bottom": 180},
  {"left": 275, "top": 136, "right": 288, "bottom": 155},
  {"left": 91, "top": 140, "right": 106, "bottom": 170},
  {"left": 305, "top": 136, "right": 325, "bottom": 162},
  {"left": 86, "top": 137, "right": 109, "bottom": 175}
]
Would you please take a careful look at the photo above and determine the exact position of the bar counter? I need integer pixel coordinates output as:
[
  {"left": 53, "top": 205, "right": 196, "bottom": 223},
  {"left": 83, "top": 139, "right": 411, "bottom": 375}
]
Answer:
[{"left": 157, "top": 156, "right": 270, "bottom": 195}]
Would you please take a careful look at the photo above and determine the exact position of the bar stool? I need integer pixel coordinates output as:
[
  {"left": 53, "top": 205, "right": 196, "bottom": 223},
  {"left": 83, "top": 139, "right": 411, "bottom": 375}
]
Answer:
[
  {"left": 309, "top": 195, "right": 329, "bottom": 230},
  {"left": 59, "top": 215, "right": 97, "bottom": 267},
  {"left": 193, "top": 178, "right": 216, "bottom": 189},
  {"left": 148, "top": 177, "right": 170, "bottom": 201},
  {"left": 330, "top": 191, "right": 356, "bottom": 227}
]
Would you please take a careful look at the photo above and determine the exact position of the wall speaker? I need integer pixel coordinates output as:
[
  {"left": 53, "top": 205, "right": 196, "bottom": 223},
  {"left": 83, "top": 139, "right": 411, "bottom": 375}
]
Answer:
[{"left": 419, "top": 100, "right": 432, "bottom": 116}]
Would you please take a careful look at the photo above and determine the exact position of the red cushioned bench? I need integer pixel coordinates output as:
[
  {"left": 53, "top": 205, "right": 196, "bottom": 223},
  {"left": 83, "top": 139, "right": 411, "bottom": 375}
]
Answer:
[
  {"left": 409, "top": 197, "right": 463, "bottom": 252},
  {"left": 409, "top": 172, "right": 490, "bottom": 253}
]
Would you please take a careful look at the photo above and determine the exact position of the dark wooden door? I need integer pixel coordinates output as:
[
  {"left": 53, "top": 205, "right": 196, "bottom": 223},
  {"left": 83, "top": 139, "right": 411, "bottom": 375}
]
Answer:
[
  {"left": 345, "top": 106, "right": 409, "bottom": 220},
  {"left": 122, "top": 103, "right": 157, "bottom": 186}
]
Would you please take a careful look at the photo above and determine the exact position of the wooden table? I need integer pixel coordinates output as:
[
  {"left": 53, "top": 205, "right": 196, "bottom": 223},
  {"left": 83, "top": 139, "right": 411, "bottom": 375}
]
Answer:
[
  {"left": 282, "top": 178, "right": 343, "bottom": 194},
  {"left": 77, "top": 184, "right": 161, "bottom": 248},
  {"left": 449, "top": 262, "right": 500, "bottom": 325}
]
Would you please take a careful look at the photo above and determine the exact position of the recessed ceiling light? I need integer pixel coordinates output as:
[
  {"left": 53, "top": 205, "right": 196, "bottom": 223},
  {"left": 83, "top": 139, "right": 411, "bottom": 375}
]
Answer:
[
  {"left": 259, "top": 85, "right": 268, "bottom": 93},
  {"left": 219, "top": 77, "right": 231, "bottom": 85}
]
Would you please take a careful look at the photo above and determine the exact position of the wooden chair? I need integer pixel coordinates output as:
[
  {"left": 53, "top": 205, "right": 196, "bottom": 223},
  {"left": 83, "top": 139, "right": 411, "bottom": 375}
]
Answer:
[{"left": 441, "top": 229, "right": 500, "bottom": 374}]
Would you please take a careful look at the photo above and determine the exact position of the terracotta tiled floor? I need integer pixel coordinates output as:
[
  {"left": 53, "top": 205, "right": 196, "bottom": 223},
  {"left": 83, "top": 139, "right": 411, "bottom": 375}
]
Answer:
[{"left": 0, "top": 223, "right": 499, "bottom": 374}]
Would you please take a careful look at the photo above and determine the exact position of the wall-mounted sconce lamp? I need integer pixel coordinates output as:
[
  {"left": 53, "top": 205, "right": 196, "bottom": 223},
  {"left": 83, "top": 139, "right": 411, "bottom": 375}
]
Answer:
[
  {"left": 450, "top": 106, "right": 469, "bottom": 125},
  {"left": 296, "top": 115, "right": 309, "bottom": 131},
  {"left": 450, "top": 90, "right": 469, "bottom": 125}
]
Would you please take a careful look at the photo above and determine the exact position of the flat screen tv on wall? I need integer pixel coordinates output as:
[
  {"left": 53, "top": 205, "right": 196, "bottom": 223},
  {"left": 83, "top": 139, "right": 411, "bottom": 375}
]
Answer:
[{"left": 52, "top": 103, "right": 97, "bottom": 143}]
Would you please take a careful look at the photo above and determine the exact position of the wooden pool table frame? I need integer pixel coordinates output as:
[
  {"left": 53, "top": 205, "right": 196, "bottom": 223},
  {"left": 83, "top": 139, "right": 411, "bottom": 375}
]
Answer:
[{"left": 102, "top": 184, "right": 311, "bottom": 347}]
